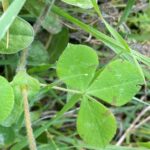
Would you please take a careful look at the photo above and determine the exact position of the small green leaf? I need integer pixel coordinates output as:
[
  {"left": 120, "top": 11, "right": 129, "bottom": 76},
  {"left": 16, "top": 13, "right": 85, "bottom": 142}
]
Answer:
[
  {"left": 28, "top": 41, "right": 49, "bottom": 66},
  {"left": 25, "top": 0, "right": 62, "bottom": 34},
  {"left": 0, "top": 76, "right": 14, "bottom": 123},
  {"left": 1, "top": 95, "right": 22, "bottom": 126},
  {"left": 57, "top": 44, "right": 98, "bottom": 91},
  {"left": 42, "top": 12, "right": 62, "bottom": 34},
  {"left": 0, "top": 17, "right": 34, "bottom": 54},
  {"left": 87, "top": 59, "right": 144, "bottom": 106},
  {"left": 61, "top": 0, "right": 97, "bottom": 9},
  {"left": 48, "top": 27, "right": 69, "bottom": 63},
  {"left": 0, "top": 125, "right": 15, "bottom": 148},
  {"left": 77, "top": 97, "right": 116, "bottom": 148},
  {"left": 3, "top": 71, "right": 40, "bottom": 126},
  {"left": 11, "top": 71, "right": 40, "bottom": 101}
]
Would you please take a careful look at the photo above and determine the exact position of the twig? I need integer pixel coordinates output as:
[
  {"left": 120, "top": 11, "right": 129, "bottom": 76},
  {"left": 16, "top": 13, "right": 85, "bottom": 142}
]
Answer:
[
  {"left": 134, "top": 116, "right": 150, "bottom": 129},
  {"left": 133, "top": 97, "right": 150, "bottom": 106},
  {"left": 116, "top": 106, "right": 150, "bottom": 146}
]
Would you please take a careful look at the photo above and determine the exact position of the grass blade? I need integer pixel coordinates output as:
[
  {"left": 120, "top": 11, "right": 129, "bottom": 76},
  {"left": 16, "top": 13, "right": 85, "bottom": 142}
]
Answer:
[
  {"left": 91, "top": 0, "right": 130, "bottom": 52},
  {"left": 0, "top": 0, "right": 26, "bottom": 40},
  {"left": 52, "top": 5, "right": 150, "bottom": 67},
  {"left": 118, "top": 0, "right": 136, "bottom": 26}
]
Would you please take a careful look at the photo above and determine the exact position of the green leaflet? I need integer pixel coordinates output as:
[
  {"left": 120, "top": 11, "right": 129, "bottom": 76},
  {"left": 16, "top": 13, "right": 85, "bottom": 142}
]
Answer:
[
  {"left": 2, "top": 71, "right": 41, "bottom": 126},
  {"left": 28, "top": 41, "right": 49, "bottom": 66},
  {"left": 1, "top": 95, "right": 23, "bottom": 127},
  {"left": 11, "top": 71, "right": 40, "bottom": 100},
  {"left": 0, "top": 0, "right": 26, "bottom": 41},
  {"left": 0, "top": 17, "right": 34, "bottom": 54},
  {"left": 77, "top": 97, "right": 116, "bottom": 148},
  {"left": 0, "top": 126, "right": 15, "bottom": 148},
  {"left": 57, "top": 44, "right": 98, "bottom": 91},
  {"left": 48, "top": 27, "right": 69, "bottom": 63},
  {"left": 87, "top": 59, "right": 144, "bottom": 106},
  {"left": 61, "top": 0, "right": 97, "bottom": 9},
  {"left": 0, "top": 76, "right": 14, "bottom": 123},
  {"left": 42, "top": 12, "right": 62, "bottom": 34}
]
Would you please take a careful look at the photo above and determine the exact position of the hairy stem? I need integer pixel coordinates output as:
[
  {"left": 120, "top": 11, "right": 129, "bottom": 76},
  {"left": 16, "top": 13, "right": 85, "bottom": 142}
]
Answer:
[
  {"left": 16, "top": 1, "right": 56, "bottom": 149},
  {"left": 22, "top": 86, "right": 37, "bottom": 150},
  {"left": 17, "top": 48, "right": 28, "bottom": 72}
]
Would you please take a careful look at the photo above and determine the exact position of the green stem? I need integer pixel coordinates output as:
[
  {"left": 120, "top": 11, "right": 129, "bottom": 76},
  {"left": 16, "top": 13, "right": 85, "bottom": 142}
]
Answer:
[{"left": 17, "top": 48, "right": 28, "bottom": 72}]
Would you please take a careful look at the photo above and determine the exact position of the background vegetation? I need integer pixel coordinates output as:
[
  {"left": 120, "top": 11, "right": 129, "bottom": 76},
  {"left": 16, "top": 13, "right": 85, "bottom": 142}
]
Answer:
[{"left": 0, "top": 0, "right": 149, "bottom": 150}]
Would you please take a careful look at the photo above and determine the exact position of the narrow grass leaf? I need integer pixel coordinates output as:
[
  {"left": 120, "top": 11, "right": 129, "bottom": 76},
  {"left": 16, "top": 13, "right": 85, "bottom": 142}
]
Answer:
[
  {"left": 61, "top": 0, "right": 97, "bottom": 9},
  {"left": 91, "top": 0, "right": 130, "bottom": 52},
  {"left": 52, "top": 6, "right": 150, "bottom": 66},
  {"left": 0, "top": 0, "right": 26, "bottom": 40},
  {"left": 118, "top": 0, "right": 136, "bottom": 26}
]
